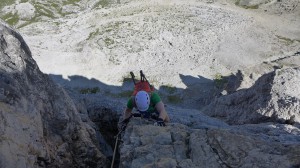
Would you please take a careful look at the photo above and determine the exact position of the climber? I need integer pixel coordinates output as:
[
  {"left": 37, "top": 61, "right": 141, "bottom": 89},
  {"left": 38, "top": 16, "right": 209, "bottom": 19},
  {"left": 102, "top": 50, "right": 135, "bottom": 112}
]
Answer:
[{"left": 118, "top": 71, "right": 170, "bottom": 131}]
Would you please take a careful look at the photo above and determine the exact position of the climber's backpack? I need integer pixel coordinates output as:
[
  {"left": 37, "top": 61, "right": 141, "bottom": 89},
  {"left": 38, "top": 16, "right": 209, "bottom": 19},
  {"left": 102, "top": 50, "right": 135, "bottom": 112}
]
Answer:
[{"left": 130, "top": 71, "right": 154, "bottom": 95}]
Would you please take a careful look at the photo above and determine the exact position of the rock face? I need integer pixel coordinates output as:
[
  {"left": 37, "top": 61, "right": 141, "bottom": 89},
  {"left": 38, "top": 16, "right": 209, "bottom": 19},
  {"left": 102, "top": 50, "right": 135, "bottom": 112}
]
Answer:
[
  {"left": 119, "top": 67, "right": 300, "bottom": 167},
  {"left": 1, "top": 0, "right": 300, "bottom": 167},
  {"left": 119, "top": 118, "right": 300, "bottom": 168},
  {"left": 203, "top": 67, "right": 300, "bottom": 125},
  {"left": 0, "top": 21, "right": 107, "bottom": 167}
]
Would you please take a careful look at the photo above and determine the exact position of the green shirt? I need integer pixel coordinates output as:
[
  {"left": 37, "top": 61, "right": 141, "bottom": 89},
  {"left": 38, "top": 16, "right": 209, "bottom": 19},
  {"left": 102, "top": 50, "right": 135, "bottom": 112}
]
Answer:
[{"left": 127, "top": 92, "right": 161, "bottom": 113}]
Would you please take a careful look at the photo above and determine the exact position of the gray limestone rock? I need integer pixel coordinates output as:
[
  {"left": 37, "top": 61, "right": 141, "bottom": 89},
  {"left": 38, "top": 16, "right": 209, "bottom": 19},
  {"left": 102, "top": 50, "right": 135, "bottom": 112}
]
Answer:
[
  {"left": 119, "top": 67, "right": 300, "bottom": 167},
  {"left": 119, "top": 118, "right": 300, "bottom": 168},
  {"left": 0, "top": 21, "right": 108, "bottom": 167},
  {"left": 203, "top": 68, "right": 300, "bottom": 125}
]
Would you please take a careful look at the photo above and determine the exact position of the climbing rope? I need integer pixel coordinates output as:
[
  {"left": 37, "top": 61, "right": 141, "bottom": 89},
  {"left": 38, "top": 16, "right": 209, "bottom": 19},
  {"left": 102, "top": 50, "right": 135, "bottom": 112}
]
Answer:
[{"left": 110, "top": 128, "right": 124, "bottom": 168}]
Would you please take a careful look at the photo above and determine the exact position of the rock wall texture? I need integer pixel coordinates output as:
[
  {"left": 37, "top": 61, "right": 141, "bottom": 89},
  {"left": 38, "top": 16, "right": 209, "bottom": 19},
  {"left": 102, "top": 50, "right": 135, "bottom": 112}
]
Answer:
[
  {"left": 0, "top": 21, "right": 108, "bottom": 167},
  {"left": 119, "top": 118, "right": 300, "bottom": 168},
  {"left": 203, "top": 67, "right": 300, "bottom": 125},
  {"left": 119, "top": 67, "right": 300, "bottom": 167}
]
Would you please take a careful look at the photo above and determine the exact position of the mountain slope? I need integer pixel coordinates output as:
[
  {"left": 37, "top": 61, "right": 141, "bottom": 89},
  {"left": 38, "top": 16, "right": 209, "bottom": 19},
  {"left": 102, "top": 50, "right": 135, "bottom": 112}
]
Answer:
[{"left": 8, "top": 0, "right": 299, "bottom": 110}]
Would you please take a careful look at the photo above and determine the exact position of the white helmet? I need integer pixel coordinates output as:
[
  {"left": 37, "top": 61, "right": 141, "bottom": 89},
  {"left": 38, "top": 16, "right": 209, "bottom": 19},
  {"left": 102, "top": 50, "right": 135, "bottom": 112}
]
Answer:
[{"left": 135, "top": 91, "right": 150, "bottom": 112}]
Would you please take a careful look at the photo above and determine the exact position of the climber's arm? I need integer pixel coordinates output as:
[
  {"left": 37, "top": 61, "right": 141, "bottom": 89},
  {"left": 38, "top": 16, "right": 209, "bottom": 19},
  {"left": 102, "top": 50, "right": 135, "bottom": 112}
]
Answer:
[
  {"left": 122, "top": 97, "right": 134, "bottom": 120},
  {"left": 123, "top": 107, "right": 132, "bottom": 120},
  {"left": 155, "top": 101, "right": 170, "bottom": 122}
]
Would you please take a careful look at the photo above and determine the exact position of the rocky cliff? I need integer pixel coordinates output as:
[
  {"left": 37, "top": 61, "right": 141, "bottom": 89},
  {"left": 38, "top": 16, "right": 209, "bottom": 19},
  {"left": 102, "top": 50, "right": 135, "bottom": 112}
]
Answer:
[
  {"left": 120, "top": 118, "right": 300, "bottom": 168},
  {"left": 118, "top": 67, "right": 300, "bottom": 167},
  {"left": 0, "top": 21, "right": 108, "bottom": 167},
  {"left": 203, "top": 67, "right": 300, "bottom": 125},
  {"left": 1, "top": 0, "right": 300, "bottom": 167}
]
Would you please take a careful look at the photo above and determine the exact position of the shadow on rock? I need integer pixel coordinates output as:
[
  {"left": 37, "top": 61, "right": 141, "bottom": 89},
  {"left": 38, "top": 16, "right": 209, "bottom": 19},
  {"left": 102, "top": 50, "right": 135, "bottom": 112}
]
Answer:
[
  {"left": 157, "top": 70, "right": 244, "bottom": 110},
  {"left": 202, "top": 68, "right": 300, "bottom": 125},
  {"left": 49, "top": 70, "right": 245, "bottom": 111}
]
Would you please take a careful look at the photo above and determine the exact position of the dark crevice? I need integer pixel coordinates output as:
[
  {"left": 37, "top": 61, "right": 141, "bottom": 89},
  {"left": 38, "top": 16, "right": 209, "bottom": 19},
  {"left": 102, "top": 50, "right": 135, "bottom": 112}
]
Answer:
[
  {"left": 87, "top": 106, "right": 121, "bottom": 168},
  {"left": 37, "top": 156, "right": 50, "bottom": 167},
  {"left": 291, "top": 164, "right": 300, "bottom": 168},
  {"left": 185, "top": 132, "right": 191, "bottom": 159},
  {"left": 270, "top": 51, "right": 300, "bottom": 63}
]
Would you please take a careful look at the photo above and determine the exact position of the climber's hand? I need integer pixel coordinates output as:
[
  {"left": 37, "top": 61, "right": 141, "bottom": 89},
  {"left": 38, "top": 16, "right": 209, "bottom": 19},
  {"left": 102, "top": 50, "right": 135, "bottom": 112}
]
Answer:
[
  {"left": 154, "top": 118, "right": 166, "bottom": 127},
  {"left": 132, "top": 113, "right": 141, "bottom": 117}
]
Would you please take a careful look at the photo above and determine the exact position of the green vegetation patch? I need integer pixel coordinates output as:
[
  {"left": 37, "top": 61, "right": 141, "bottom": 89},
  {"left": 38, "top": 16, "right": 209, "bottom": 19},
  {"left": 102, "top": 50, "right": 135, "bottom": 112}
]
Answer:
[
  {"left": 62, "top": 0, "right": 81, "bottom": 6},
  {"left": 79, "top": 87, "right": 100, "bottom": 94},
  {"left": 243, "top": 4, "right": 259, "bottom": 9},
  {"left": 34, "top": 3, "right": 56, "bottom": 19},
  {"left": 235, "top": 0, "right": 259, "bottom": 9},
  {"left": 0, "top": 0, "right": 15, "bottom": 9},
  {"left": 2, "top": 12, "right": 19, "bottom": 26},
  {"left": 277, "top": 69, "right": 284, "bottom": 76},
  {"left": 17, "top": 16, "right": 40, "bottom": 29},
  {"left": 104, "top": 21, "right": 123, "bottom": 33},
  {"left": 94, "top": 0, "right": 110, "bottom": 8},
  {"left": 109, "top": 90, "right": 132, "bottom": 98},
  {"left": 104, "top": 37, "right": 114, "bottom": 46},
  {"left": 235, "top": 0, "right": 241, "bottom": 6},
  {"left": 50, "top": 2, "right": 60, "bottom": 9},
  {"left": 50, "top": 2, "right": 65, "bottom": 16},
  {"left": 167, "top": 95, "right": 182, "bottom": 104},
  {"left": 87, "top": 28, "right": 100, "bottom": 40},
  {"left": 20, "top": 0, "right": 29, "bottom": 3},
  {"left": 161, "top": 85, "right": 177, "bottom": 94},
  {"left": 116, "top": 90, "right": 133, "bottom": 98},
  {"left": 276, "top": 35, "right": 298, "bottom": 45},
  {"left": 214, "top": 73, "right": 228, "bottom": 89}
]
